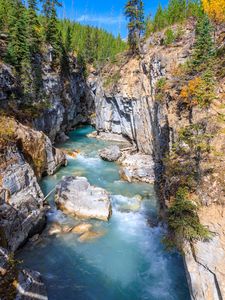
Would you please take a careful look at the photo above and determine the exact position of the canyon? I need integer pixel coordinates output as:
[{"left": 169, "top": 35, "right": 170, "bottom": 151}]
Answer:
[{"left": 0, "top": 19, "right": 225, "bottom": 300}]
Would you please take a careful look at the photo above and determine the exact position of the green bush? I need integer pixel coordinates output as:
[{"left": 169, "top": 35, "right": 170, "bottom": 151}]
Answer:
[
  {"left": 164, "top": 28, "right": 176, "bottom": 45},
  {"left": 165, "top": 187, "right": 211, "bottom": 250}
]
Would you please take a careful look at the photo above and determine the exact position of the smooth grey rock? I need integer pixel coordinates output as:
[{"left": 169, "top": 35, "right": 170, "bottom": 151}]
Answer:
[
  {"left": 55, "top": 176, "right": 112, "bottom": 221},
  {"left": 99, "top": 145, "right": 121, "bottom": 162}
]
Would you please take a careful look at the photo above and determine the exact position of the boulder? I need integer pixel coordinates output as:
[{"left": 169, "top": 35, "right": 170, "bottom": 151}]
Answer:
[
  {"left": 99, "top": 145, "right": 121, "bottom": 162},
  {"left": 55, "top": 176, "right": 112, "bottom": 221},
  {"left": 78, "top": 230, "right": 105, "bottom": 242},
  {"left": 120, "top": 153, "right": 155, "bottom": 183},
  {"left": 71, "top": 223, "right": 93, "bottom": 234}
]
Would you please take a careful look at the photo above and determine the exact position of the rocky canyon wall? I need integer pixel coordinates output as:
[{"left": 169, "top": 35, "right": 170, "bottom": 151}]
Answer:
[{"left": 89, "top": 21, "right": 225, "bottom": 300}]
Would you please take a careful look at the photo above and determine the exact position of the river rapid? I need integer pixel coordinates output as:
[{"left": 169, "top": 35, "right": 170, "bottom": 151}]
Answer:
[{"left": 18, "top": 126, "right": 190, "bottom": 300}]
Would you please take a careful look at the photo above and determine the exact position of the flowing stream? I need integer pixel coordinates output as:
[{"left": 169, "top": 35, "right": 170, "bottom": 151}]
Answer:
[{"left": 18, "top": 126, "right": 190, "bottom": 300}]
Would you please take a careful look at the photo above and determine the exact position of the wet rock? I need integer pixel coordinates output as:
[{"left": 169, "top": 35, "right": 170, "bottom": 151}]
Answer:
[
  {"left": 78, "top": 230, "right": 105, "bottom": 242},
  {"left": 71, "top": 223, "right": 93, "bottom": 234},
  {"left": 55, "top": 176, "right": 112, "bottom": 221},
  {"left": 15, "top": 269, "right": 48, "bottom": 300},
  {"left": 120, "top": 153, "right": 155, "bottom": 183},
  {"left": 0, "top": 247, "right": 48, "bottom": 300},
  {"left": 48, "top": 223, "right": 62, "bottom": 236},
  {"left": 112, "top": 195, "right": 142, "bottom": 213},
  {"left": 87, "top": 131, "right": 130, "bottom": 143},
  {"left": 56, "top": 132, "right": 69, "bottom": 143},
  {"left": 29, "top": 234, "right": 40, "bottom": 243},
  {"left": 99, "top": 145, "right": 121, "bottom": 162},
  {"left": 61, "top": 225, "right": 73, "bottom": 233}
]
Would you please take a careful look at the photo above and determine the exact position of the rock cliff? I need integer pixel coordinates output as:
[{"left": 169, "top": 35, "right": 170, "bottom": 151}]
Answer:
[
  {"left": 0, "top": 47, "right": 95, "bottom": 142},
  {"left": 88, "top": 20, "right": 225, "bottom": 300}
]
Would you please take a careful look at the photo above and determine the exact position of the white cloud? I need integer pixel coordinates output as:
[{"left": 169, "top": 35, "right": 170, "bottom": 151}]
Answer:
[{"left": 76, "top": 14, "right": 126, "bottom": 25}]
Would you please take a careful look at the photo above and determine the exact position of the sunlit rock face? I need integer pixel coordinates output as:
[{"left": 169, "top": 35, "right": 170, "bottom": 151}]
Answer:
[{"left": 55, "top": 176, "right": 112, "bottom": 221}]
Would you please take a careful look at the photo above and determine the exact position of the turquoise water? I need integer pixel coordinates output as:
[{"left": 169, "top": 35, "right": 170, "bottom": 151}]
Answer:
[{"left": 18, "top": 126, "right": 190, "bottom": 300}]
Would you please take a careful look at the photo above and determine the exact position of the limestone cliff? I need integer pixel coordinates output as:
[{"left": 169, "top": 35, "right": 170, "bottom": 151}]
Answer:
[
  {"left": 0, "top": 46, "right": 94, "bottom": 142},
  {"left": 0, "top": 118, "right": 67, "bottom": 251},
  {"left": 88, "top": 20, "right": 225, "bottom": 300}
]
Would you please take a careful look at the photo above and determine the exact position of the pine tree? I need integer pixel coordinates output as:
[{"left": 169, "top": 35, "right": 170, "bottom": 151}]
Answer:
[
  {"left": 58, "top": 30, "right": 70, "bottom": 78},
  {"left": 84, "top": 26, "right": 94, "bottom": 63},
  {"left": 153, "top": 4, "right": 167, "bottom": 31},
  {"left": 6, "top": 0, "right": 29, "bottom": 71},
  {"left": 124, "top": 0, "right": 145, "bottom": 54},
  {"left": 27, "top": 0, "right": 41, "bottom": 54},
  {"left": 42, "top": 0, "right": 61, "bottom": 49},
  {"left": 65, "top": 25, "right": 72, "bottom": 53},
  {"left": 93, "top": 29, "right": 100, "bottom": 62},
  {"left": 167, "top": 0, "right": 186, "bottom": 24},
  {"left": 192, "top": 14, "right": 215, "bottom": 70}
]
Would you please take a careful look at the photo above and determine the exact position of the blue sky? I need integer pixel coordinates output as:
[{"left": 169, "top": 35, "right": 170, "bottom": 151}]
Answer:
[{"left": 57, "top": 0, "right": 168, "bottom": 38}]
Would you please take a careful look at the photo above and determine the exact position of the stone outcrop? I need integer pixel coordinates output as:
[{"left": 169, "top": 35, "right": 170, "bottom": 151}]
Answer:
[
  {"left": 99, "top": 145, "right": 121, "bottom": 162},
  {"left": 0, "top": 47, "right": 95, "bottom": 143},
  {"left": 32, "top": 48, "right": 95, "bottom": 141},
  {"left": 184, "top": 204, "right": 225, "bottom": 300},
  {"left": 0, "top": 145, "right": 46, "bottom": 252},
  {"left": 0, "top": 117, "right": 67, "bottom": 252},
  {"left": 13, "top": 120, "right": 67, "bottom": 178},
  {"left": 55, "top": 176, "right": 112, "bottom": 221},
  {"left": 0, "top": 247, "right": 48, "bottom": 300}
]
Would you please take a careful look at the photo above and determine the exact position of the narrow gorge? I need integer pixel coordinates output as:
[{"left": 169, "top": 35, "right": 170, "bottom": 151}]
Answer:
[{"left": 0, "top": 1, "right": 225, "bottom": 299}]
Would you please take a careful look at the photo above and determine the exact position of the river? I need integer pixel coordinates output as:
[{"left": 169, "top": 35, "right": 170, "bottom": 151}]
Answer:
[{"left": 18, "top": 126, "right": 190, "bottom": 300}]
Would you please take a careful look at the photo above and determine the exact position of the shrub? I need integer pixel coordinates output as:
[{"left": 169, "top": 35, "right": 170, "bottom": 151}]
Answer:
[
  {"left": 180, "top": 71, "right": 215, "bottom": 108},
  {"left": 164, "top": 187, "right": 211, "bottom": 250},
  {"left": 155, "top": 77, "right": 167, "bottom": 101},
  {"left": 164, "top": 28, "right": 176, "bottom": 45},
  {"left": 0, "top": 116, "right": 15, "bottom": 146}
]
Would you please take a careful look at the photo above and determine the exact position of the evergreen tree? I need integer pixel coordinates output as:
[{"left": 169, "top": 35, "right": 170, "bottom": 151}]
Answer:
[
  {"left": 42, "top": 0, "right": 61, "bottom": 49},
  {"left": 84, "top": 26, "right": 95, "bottom": 63},
  {"left": 167, "top": 0, "right": 186, "bottom": 24},
  {"left": 6, "top": 0, "right": 29, "bottom": 71},
  {"left": 124, "top": 0, "right": 145, "bottom": 54},
  {"left": 192, "top": 14, "right": 215, "bottom": 69},
  {"left": 58, "top": 30, "right": 70, "bottom": 78},
  {"left": 93, "top": 28, "right": 100, "bottom": 62},
  {"left": 65, "top": 25, "right": 72, "bottom": 53},
  {"left": 27, "top": 0, "right": 41, "bottom": 54},
  {"left": 153, "top": 4, "right": 167, "bottom": 31}
]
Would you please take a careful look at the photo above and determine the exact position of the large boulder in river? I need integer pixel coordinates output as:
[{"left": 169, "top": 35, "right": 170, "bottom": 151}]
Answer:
[
  {"left": 99, "top": 145, "right": 121, "bottom": 162},
  {"left": 120, "top": 153, "right": 155, "bottom": 183},
  {"left": 55, "top": 176, "right": 112, "bottom": 221}
]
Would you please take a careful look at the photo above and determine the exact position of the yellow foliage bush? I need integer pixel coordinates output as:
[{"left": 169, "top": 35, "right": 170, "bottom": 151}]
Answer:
[
  {"left": 202, "top": 0, "right": 225, "bottom": 23},
  {"left": 0, "top": 116, "right": 15, "bottom": 145},
  {"left": 180, "top": 77, "right": 204, "bottom": 106}
]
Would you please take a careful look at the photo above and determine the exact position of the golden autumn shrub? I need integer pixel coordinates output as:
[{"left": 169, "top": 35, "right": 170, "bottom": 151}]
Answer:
[
  {"left": 202, "top": 0, "right": 225, "bottom": 23},
  {"left": 0, "top": 116, "right": 15, "bottom": 145},
  {"left": 180, "top": 72, "right": 215, "bottom": 107}
]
